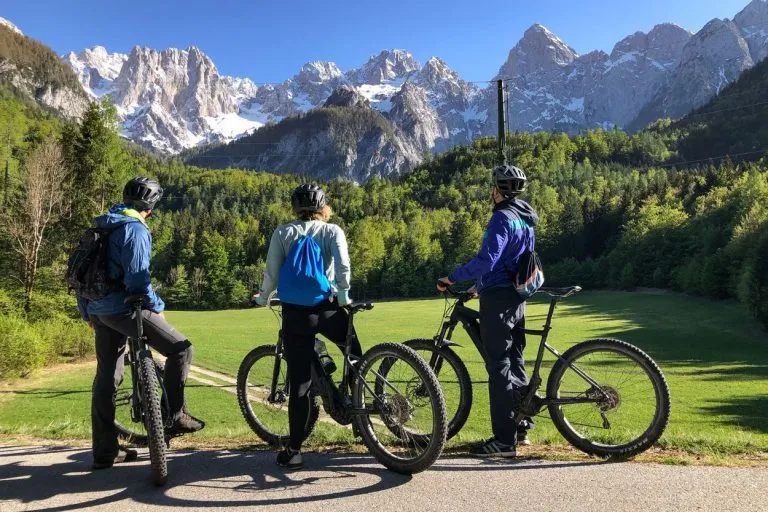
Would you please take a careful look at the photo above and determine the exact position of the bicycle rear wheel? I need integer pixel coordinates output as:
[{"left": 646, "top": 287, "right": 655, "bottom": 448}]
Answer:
[
  {"left": 353, "top": 343, "right": 447, "bottom": 474},
  {"left": 138, "top": 351, "right": 168, "bottom": 486},
  {"left": 547, "top": 338, "right": 670, "bottom": 458},
  {"left": 237, "top": 345, "right": 319, "bottom": 446}
]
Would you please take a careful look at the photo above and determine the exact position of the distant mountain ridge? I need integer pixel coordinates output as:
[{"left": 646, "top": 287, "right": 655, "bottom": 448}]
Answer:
[
  {"left": 2, "top": 0, "right": 768, "bottom": 178},
  {"left": 0, "top": 17, "right": 88, "bottom": 118}
]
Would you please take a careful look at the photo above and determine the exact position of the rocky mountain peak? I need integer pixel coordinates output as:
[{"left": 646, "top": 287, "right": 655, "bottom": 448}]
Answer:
[
  {"left": 417, "top": 57, "right": 458, "bottom": 85},
  {"left": 64, "top": 46, "right": 127, "bottom": 95},
  {"left": 296, "top": 61, "right": 343, "bottom": 84},
  {"left": 497, "top": 24, "right": 578, "bottom": 78},
  {"left": 351, "top": 49, "right": 421, "bottom": 84},
  {"left": 0, "top": 17, "right": 23, "bottom": 36},
  {"left": 735, "top": 0, "right": 768, "bottom": 61}
]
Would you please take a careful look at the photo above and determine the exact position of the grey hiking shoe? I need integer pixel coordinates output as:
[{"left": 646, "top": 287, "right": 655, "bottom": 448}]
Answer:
[
  {"left": 276, "top": 448, "right": 303, "bottom": 470},
  {"left": 469, "top": 438, "right": 517, "bottom": 458},
  {"left": 167, "top": 413, "right": 205, "bottom": 435}
]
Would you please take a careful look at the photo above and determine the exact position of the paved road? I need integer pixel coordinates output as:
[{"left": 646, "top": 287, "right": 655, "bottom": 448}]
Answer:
[{"left": 0, "top": 445, "right": 765, "bottom": 512}]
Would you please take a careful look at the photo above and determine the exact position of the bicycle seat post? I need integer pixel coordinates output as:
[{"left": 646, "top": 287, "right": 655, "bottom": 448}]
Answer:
[
  {"left": 543, "top": 296, "right": 559, "bottom": 332},
  {"left": 130, "top": 301, "right": 144, "bottom": 341}
]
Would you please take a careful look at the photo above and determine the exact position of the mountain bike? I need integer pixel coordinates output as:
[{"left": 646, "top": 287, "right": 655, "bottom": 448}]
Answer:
[
  {"left": 391, "top": 285, "right": 670, "bottom": 458},
  {"left": 236, "top": 299, "right": 448, "bottom": 474},
  {"left": 109, "top": 295, "right": 169, "bottom": 486}
]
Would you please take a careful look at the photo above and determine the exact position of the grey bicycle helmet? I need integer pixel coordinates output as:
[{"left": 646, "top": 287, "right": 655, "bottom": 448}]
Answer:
[
  {"left": 492, "top": 164, "right": 527, "bottom": 197},
  {"left": 123, "top": 177, "right": 164, "bottom": 210},
  {"left": 291, "top": 183, "right": 326, "bottom": 214}
]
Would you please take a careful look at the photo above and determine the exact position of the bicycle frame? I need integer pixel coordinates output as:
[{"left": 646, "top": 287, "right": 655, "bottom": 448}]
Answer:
[
  {"left": 436, "top": 291, "right": 610, "bottom": 414},
  {"left": 267, "top": 305, "right": 400, "bottom": 420}
]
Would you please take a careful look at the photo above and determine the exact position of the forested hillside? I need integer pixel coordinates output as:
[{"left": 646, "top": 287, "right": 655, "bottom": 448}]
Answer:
[{"left": 1, "top": 64, "right": 767, "bottom": 377}]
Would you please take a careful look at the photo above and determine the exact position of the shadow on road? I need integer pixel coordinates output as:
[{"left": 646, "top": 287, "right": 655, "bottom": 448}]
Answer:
[{"left": 0, "top": 446, "right": 413, "bottom": 511}]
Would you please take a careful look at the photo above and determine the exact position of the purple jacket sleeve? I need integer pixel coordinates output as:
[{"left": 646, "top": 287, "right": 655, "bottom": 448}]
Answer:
[{"left": 449, "top": 213, "right": 508, "bottom": 283}]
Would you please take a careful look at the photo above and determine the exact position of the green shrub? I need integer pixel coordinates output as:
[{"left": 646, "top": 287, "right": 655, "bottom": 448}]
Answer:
[
  {"left": 0, "top": 289, "right": 21, "bottom": 316},
  {"left": 34, "top": 313, "right": 93, "bottom": 363},
  {"left": 0, "top": 315, "right": 45, "bottom": 379},
  {"left": 26, "top": 293, "right": 80, "bottom": 322},
  {"left": 619, "top": 263, "right": 636, "bottom": 290}
]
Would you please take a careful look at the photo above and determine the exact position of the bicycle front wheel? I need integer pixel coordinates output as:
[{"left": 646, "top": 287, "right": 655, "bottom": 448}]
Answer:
[
  {"left": 353, "top": 343, "right": 447, "bottom": 474},
  {"left": 237, "top": 345, "right": 319, "bottom": 446},
  {"left": 378, "top": 339, "right": 472, "bottom": 441},
  {"left": 138, "top": 351, "right": 168, "bottom": 486},
  {"left": 547, "top": 338, "right": 670, "bottom": 458},
  {"left": 114, "top": 359, "right": 164, "bottom": 447}
]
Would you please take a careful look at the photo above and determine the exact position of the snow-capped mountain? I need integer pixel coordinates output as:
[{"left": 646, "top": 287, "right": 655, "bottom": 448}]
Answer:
[{"left": 59, "top": 0, "right": 768, "bottom": 168}]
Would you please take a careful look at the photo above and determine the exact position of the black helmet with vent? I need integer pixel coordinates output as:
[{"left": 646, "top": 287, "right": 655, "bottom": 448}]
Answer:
[
  {"left": 291, "top": 183, "right": 326, "bottom": 214},
  {"left": 123, "top": 177, "right": 164, "bottom": 211},
  {"left": 492, "top": 164, "right": 527, "bottom": 197}
]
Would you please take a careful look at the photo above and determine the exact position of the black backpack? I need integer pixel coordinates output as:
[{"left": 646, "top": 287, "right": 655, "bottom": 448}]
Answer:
[
  {"left": 65, "top": 227, "right": 122, "bottom": 300},
  {"left": 513, "top": 250, "right": 545, "bottom": 300}
]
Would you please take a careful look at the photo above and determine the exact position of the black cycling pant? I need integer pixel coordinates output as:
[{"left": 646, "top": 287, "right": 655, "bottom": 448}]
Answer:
[
  {"left": 281, "top": 299, "right": 362, "bottom": 451},
  {"left": 90, "top": 311, "right": 192, "bottom": 463}
]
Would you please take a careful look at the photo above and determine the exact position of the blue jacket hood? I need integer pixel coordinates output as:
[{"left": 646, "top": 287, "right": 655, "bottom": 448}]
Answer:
[
  {"left": 496, "top": 198, "right": 539, "bottom": 227},
  {"left": 94, "top": 204, "right": 144, "bottom": 230}
]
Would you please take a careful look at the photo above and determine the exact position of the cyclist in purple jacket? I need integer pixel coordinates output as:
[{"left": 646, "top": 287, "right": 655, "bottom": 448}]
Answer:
[{"left": 437, "top": 164, "right": 538, "bottom": 457}]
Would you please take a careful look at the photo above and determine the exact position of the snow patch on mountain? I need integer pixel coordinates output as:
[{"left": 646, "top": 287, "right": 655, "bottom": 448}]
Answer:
[
  {"left": 0, "top": 17, "right": 22, "bottom": 35},
  {"left": 58, "top": 0, "right": 768, "bottom": 163}
]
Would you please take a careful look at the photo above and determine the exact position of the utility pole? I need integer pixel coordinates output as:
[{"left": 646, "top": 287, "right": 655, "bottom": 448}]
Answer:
[{"left": 497, "top": 79, "right": 506, "bottom": 165}]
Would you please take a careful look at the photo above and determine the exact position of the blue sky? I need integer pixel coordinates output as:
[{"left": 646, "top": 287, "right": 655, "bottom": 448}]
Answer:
[{"left": 2, "top": 0, "right": 753, "bottom": 83}]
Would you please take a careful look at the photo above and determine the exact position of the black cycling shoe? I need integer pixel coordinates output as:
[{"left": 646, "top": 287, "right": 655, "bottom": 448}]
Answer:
[
  {"left": 469, "top": 438, "right": 517, "bottom": 458},
  {"left": 166, "top": 413, "right": 205, "bottom": 435},
  {"left": 92, "top": 447, "right": 138, "bottom": 470},
  {"left": 276, "top": 448, "right": 303, "bottom": 470}
]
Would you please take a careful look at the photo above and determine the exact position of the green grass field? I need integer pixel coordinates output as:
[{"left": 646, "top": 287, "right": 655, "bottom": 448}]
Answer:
[{"left": 1, "top": 291, "right": 767, "bottom": 457}]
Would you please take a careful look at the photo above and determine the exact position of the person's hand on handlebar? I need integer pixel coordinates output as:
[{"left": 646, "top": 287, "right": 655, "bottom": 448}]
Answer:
[
  {"left": 249, "top": 294, "right": 268, "bottom": 308},
  {"left": 436, "top": 276, "right": 454, "bottom": 292},
  {"left": 466, "top": 284, "right": 478, "bottom": 298}
]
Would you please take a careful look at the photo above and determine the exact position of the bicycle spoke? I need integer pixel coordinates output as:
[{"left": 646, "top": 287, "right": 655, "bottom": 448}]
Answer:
[
  {"left": 359, "top": 354, "right": 436, "bottom": 461},
  {"left": 554, "top": 348, "right": 660, "bottom": 447}
]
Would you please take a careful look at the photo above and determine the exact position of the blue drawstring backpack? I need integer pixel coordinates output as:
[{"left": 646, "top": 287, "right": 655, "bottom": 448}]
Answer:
[{"left": 278, "top": 235, "right": 332, "bottom": 306}]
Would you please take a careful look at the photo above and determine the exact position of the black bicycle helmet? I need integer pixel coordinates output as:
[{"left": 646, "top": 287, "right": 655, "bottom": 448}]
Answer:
[
  {"left": 291, "top": 183, "right": 326, "bottom": 214},
  {"left": 123, "top": 177, "right": 164, "bottom": 211},
  {"left": 492, "top": 164, "right": 527, "bottom": 197}
]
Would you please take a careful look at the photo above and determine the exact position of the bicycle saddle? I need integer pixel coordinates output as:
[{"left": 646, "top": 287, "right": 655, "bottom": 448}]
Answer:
[
  {"left": 348, "top": 302, "right": 374, "bottom": 314},
  {"left": 539, "top": 286, "right": 582, "bottom": 297},
  {"left": 124, "top": 294, "right": 150, "bottom": 305}
]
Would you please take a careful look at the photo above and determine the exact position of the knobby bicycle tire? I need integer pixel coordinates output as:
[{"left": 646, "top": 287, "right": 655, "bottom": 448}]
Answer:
[
  {"left": 353, "top": 342, "right": 447, "bottom": 474},
  {"left": 547, "top": 338, "right": 670, "bottom": 458},
  {"left": 237, "top": 345, "right": 320, "bottom": 446},
  {"left": 139, "top": 351, "right": 168, "bottom": 486},
  {"left": 114, "top": 360, "right": 165, "bottom": 447}
]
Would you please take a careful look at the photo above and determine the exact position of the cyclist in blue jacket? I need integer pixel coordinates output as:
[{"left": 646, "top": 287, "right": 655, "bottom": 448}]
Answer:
[
  {"left": 78, "top": 177, "right": 204, "bottom": 470},
  {"left": 437, "top": 164, "right": 538, "bottom": 457}
]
